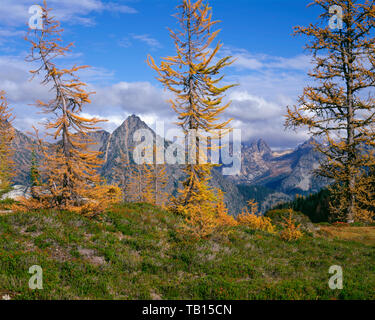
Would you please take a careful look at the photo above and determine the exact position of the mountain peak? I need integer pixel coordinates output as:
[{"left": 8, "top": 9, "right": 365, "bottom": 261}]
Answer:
[
  {"left": 247, "top": 138, "right": 272, "bottom": 155},
  {"left": 122, "top": 114, "right": 142, "bottom": 125},
  {"left": 297, "top": 138, "right": 317, "bottom": 151},
  {"left": 256, "top": 139, "right": 271, "bottom": 153},
  {"left": 129, "top": 114, "right": 141, "bottom": 121},
  {"left": 117, "top": 114, "right": 150, "bottom": 133}
]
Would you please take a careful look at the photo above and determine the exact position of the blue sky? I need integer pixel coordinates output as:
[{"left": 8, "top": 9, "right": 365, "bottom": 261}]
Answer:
[{"left": 0, "top": 0, "right": 326, "bottom": 149}]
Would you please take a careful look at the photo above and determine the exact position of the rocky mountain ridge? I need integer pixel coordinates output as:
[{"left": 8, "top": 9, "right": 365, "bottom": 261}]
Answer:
[
  {"left": 10, "top": 115, "right": 328, "bottom": 214},
  {"left": 231, "top": 138, "right": 328, "bottom": 195}
]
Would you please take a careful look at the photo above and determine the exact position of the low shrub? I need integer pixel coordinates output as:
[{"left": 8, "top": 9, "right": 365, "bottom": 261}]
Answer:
[
  {"left": 237, "top": 200, "right": 275, "bottom": 234},
  {"left": 265, "top": 208, "right": 315, "bottom": 233},
  {"left": 279, "top": 210, "right": 303, "bottom": 241}
]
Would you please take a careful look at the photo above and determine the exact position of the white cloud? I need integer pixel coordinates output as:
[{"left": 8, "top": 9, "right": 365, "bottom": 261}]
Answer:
[
  {"left": 221, "top": 46, "right": 312, "bottom": 72},
  {"left": 104, "top": 2, "right": 137, "bottom": 14},
  {"left": 79, "top": 112, "right": 125, "bottom": 132},
  {"left": 0, "top": 0, "right": 137, "bottom": 27},
  {"left": 88, "top": 80, "right": 310, "bottom": 148},
  {"left": 267, "top": 55, "right": 312, "bottom": 71},
  {"left": 78, "top": 66, "right": 115, "bottom": 83},
  {"left": 117, "top": 37, "right": 132, "bottom": 48},
  {"left": 0, "top": 30, "right": 25, "bottom": 38},
  {"left": 131, "top": 34, "right": 162, "bottom": 49},
  {"left": 234, "top": 55, "right": 264, "bottom": 70},
  {"left": 0, "top": 55, "right": 52, "bottom": 104},
  {"left": 223, "top": 91, "right": 309, "bottom": 148},
  {"left": 116, "top": 34, "right": 162, "bottom": 50},
  {"left": 0, "top": 54, "right": 172, "bottom": 135},
  {"left": 0, "top": 47, "right": 311, "bottom": 149},
  {"left": 89, "top": 81, "right": 172, "bottom": 124}
]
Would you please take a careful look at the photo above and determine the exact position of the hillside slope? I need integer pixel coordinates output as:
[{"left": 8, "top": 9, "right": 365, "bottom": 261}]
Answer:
[{"left": 0, "top": 205, "right": 374, "bottom": 300}]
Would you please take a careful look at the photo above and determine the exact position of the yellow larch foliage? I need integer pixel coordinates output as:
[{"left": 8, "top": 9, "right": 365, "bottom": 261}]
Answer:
[
  {"left": 123, "top": 143, "right": 169, "bottom": 207},
  {"left": 179, "top": 186, "right": 221, "bottom": 239},
  {"left": 143, "top": 162, "right": 169, "bottom": 208},
  {"left": 0, "top": 91, "right": 15, "bottom": 191},
  {"left": 113, "top": 147, "right": 132, "bottom": 202},
  {"left": 352, "top": 153, "right": 375, "bottom": 223},
  {"left": 237, "top": 200, "right": 275, "bottom": 234},
  {"left": 125, "top": 163, "right": 167, "bottom": 206},
  {"left": 148, "top": 0, "right": 236, "bottom": 235},
  {"left": 178, "top": 188, "right": 238, "bottom": 239},
  {"left": 22, "top": 1, "right": 120, "bottom": 215},
  {"left": 279, "top": 209, "right": 303, "bottom": 241},
  {"left": 215, "top": 189, "right": 238, "bottom": 227},
  {"left": 137, "top": 144, "right": 169, "bottom": 207},
  {"left": 126, "top": 164, "right": 149, "bottom": 203},
  {"left": 285, "top": 0, "right": 375, "bottom": 222}
]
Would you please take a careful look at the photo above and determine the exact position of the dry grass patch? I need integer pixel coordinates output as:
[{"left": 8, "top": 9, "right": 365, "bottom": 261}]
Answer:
[{"left": 319, "top": 226, "right": 375, "bottom": 246}]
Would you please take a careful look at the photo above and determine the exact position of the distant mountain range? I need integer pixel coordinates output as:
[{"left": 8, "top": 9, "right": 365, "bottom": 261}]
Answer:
[
  {"left": 231, "top": 137, "right": 329, "bottom": 193},
  {"left": 11, "top": 115, "right": 329, "bottom": 214},
  {"left": 228, "top": 137, "right": 330, "bottom": 212}
]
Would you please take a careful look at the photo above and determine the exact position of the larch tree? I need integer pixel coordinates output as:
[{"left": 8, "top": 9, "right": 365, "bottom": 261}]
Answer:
[
  {"left": 25, "top": 0, "right": 120, "bottom": 214},
  {"left": 355, "top": 151, "right": 375, "bottom": 221},
  {"left": 143, "top": 147, "right": 169, "bottom": 208},
  {"left": 286, "top": 0, "right": 375, "bottom": 222},
  {"left": 0, "top": 91, "right": 15, "bottom": 191},
  {"left": 113, "top": 148, "right": 132, "bottom": 201},
  {"left": 126, "top": 164, "right": 148, "bottom": 203},
  {"left": 148, "top": 0, "right": 236, "bottom": 222},
  {"left": 146, "top": 163, "right": 169, "bottom": 208},
  {"left": 121, "top": 143, "right": 168, "bottom": 207},
  {"left": 30, "top": 147, "right": 41, "bottom": 187}
]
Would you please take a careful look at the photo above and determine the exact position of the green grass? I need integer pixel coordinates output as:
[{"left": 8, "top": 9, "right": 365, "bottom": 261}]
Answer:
[
  {"left": 0, "top": 203, "right": 374, "bottom": 300},
  {"left": 0, "top": 198, "right": 16, "bottom": 211},
  {"left": 0, "top": 186, "right": 13, "bottom": 201}
]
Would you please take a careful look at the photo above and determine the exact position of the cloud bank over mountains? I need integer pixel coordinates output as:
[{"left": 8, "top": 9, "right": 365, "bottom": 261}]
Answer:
[
  {"left": 0, "top": 1, "right": 311, "bottom": 149},
  {"left": 0, "top": 49, "right": 310, "bottom": 149}
]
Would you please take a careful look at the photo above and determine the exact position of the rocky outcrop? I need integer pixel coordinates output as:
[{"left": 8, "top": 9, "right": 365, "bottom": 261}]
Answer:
[
  {"left": 11, "top": 129, "right": 37, "bottom": 185},
  {"left": 1, "top": 185, "right": 31, "bottom": 200}
]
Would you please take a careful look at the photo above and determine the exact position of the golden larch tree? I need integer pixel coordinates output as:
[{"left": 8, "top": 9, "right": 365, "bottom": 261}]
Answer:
[
  {"left": 148, "top": 0, "right": 236, "bottom": 225},
  {"left": 286, "top": 0, "right": 375, "bottom": 222},
  {"left": 25, "top": 0, "right": 120, "bottom": 214},
  {"left": 145, "top": 163, "right": 168, "bottom": 207},
  {"left": 355, "top": 149, "right": 375, "bottom": 222},
  {"left": 122, "top": 143, "right": 168, "bottom": 207},
  {"left": 126, "top": 164, "right": 148, "bottom": 203},
  {"left": 143, "top": 145, "right": 169, "bottom": 207},
  {"left": 0, "top": 91, "right": 15, "bottom": 191},
  {"left": 215, "top": 189, "right": 238, "bottom": 227},
  {"left": 113, "top": 147, "right": 132, "bottom": 201}
]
